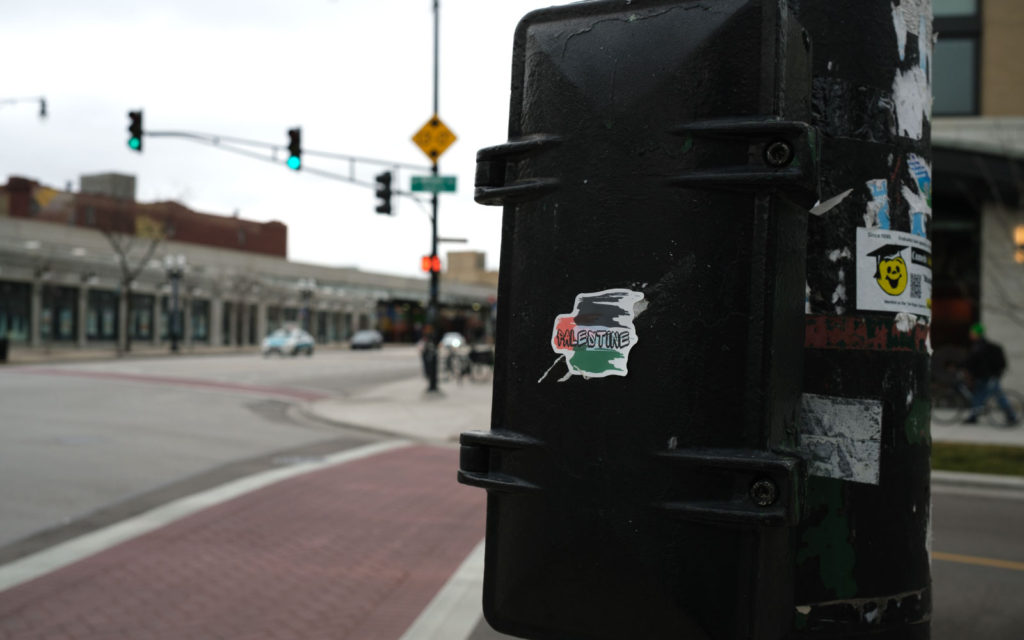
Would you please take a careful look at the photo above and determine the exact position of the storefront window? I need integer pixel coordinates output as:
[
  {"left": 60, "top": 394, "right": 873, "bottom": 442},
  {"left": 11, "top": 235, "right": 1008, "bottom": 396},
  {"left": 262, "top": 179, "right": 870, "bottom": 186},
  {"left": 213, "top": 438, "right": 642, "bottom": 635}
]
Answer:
[
  {"left": 0, "top": 281, "right": 31, "bottom": 343},
  {"left": 87, "top": 290, "right": 119, "bottom": 341},
  {"left": 40, "top": 286, "right": 78, "bottom": 342},
  {"left": 192, "top": 299, "right": 210, "bottom": 342},
  {"left": 130, "top": 294, "right": 154, "bottom": 340}
]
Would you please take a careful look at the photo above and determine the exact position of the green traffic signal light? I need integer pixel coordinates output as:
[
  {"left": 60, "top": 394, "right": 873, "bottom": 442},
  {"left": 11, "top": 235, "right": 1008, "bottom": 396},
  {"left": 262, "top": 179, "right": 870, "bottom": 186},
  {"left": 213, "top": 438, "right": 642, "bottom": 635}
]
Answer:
[
  {"left": 287, "top": 128, "right": 301, "bottom": 171},
  {"left": 127, "top": 110, "right": 143, "bottom": 153}
]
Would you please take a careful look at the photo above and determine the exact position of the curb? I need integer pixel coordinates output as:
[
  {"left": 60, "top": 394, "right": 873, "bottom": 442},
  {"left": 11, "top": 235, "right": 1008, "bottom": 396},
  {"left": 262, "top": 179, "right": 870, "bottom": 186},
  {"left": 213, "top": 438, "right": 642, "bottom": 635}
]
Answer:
[{"left": 931, "top": 469, "right": 1024, "bottom": 490}]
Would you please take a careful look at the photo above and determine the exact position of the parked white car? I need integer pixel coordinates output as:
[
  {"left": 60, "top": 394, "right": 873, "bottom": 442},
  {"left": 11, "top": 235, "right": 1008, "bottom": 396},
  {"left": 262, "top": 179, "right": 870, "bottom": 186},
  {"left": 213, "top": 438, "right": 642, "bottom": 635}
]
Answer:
[{"left": 261, "top": 327, "right": 315, "bottom": 356}]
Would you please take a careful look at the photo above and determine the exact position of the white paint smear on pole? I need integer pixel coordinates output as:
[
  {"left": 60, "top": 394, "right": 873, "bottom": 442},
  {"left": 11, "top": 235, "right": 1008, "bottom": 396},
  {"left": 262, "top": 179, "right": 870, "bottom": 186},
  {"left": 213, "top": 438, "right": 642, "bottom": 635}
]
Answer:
[{"left": 799, "top": 394, "right": 883, "bottom": 485}]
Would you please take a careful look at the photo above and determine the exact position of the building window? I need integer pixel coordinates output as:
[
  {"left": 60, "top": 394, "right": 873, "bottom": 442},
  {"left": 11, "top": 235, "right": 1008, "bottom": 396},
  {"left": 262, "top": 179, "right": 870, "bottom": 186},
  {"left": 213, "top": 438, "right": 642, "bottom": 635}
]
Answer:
[
  {"left": 130, "top": 293, "right": 154, "bottom": 340},
  {"left": 0, "top": 281, "right": 32, "bottom": 343},
  {"left": 933, "top": 0, "right": 981, "bottom": 115},
  {"left": 192, "top": 299, "right": 210, "bottom": 342},
  {"left": 87, "top": 290, "right": 119, "bottom": 340},
  {"left": 40, "top": 286, "right": 78, "bottom": 342}
]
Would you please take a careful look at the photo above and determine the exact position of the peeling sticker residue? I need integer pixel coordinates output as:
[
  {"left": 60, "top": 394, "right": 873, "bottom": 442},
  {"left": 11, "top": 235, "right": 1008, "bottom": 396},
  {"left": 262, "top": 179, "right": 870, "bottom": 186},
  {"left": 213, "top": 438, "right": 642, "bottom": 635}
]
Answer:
[
  {"left": 799, "top": 394, "right": 883, "bottom": 485},
  {"left": 892, "top": 3, "right": 908, "bottom": 60},
  {"left": 905, "top": 153, "right": 932, "bottom": 237},
  {"left": 810, "top": 188, "right": 853, "bottom": 216},
  {"left": 832, "top": 276, "right": 847, "bottom": 316},
  {"left": 864, "top": 179, "right": 890, "bottom": 229},
  {"left": 894, "top": 312, "right": 916, "bottom": 332},
  {"left": 550, "top": 288, "right": 643, "bottom": 379},
  {"left": 829, "top": 247, "right": 853, "bottom": 262},
  {"left": 893, "top": 65, "right": 930, "bottom": 140},
  {"left": 797, "top": 587, "right": 929, "bottom": 627},
  {"left": 891, "top": 0, "right": 933, "bottom": 140}
]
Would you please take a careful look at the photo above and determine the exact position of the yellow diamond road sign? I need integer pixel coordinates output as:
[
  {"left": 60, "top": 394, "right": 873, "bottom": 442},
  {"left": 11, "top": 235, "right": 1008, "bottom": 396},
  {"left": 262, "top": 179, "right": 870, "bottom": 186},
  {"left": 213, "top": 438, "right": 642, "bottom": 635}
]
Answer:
[{"left": 412, "top": 115, "right": 457, "bottom": 163}]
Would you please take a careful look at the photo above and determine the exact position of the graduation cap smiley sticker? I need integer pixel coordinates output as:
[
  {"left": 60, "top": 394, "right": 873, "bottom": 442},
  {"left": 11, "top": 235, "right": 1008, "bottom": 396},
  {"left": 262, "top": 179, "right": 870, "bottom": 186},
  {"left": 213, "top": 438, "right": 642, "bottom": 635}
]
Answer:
[{"left": 868, "top": 243, "right": 908, "bottom": 296}]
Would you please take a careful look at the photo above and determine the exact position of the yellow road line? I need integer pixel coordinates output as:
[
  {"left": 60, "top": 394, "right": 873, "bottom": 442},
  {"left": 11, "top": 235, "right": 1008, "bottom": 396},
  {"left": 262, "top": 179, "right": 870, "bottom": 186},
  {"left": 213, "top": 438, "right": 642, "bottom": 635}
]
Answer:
[{"left": 934, "top": 551, "right": 1024, "bottom": 572}]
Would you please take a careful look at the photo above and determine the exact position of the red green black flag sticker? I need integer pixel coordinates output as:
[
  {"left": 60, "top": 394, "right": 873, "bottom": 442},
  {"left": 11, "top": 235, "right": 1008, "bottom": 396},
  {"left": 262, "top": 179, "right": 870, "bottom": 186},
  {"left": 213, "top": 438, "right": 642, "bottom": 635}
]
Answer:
[{"left": 550, "top": 288, "right": 644, "bottom": 378}]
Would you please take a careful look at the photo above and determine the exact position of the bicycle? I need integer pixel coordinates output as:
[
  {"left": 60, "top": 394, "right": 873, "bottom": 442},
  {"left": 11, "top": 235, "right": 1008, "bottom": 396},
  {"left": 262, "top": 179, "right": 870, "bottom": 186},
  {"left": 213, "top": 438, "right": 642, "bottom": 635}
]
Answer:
[
  {"left": 931, "top": 371, "right": 1024, "bottom": 426},
  {"left": 443, "top": 345, "right": 494, "bottom": 384}
]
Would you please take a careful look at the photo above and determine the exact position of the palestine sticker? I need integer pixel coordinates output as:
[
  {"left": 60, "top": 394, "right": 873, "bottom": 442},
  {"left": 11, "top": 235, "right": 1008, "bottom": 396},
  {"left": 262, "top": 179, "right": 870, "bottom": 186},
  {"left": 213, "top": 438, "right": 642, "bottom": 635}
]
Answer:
[{"left": 550, "top": 288, "right": 644, "bottom": 379}]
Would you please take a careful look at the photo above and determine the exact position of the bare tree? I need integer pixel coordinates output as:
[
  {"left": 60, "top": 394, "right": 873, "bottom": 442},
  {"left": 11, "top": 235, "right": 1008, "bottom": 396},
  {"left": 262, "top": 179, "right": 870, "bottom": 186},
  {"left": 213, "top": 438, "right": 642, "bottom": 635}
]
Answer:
[{"left": 102, "top": 218, "right": 163, "bottom": 355}]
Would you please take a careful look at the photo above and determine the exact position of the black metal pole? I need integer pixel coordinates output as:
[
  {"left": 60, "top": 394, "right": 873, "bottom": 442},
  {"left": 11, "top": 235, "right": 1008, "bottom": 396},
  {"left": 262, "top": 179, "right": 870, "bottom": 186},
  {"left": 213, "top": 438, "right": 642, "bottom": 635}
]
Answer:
[
  {"left": 793, "top": 1, "right": 932, "bottom": 637},
  {"left": 426, "top": 0, "right": 442, "bottom": 393}
]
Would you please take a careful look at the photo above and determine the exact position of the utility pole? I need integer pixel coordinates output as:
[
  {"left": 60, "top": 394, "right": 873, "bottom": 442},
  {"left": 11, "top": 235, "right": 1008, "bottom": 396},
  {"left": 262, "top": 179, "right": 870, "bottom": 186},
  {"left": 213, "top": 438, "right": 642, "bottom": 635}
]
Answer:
[
  {"left": 426, "top": 0, "right": 442, "bottom": 393},
  {"left": 793, "top": 1, "right": 933, "bottom": 637}
]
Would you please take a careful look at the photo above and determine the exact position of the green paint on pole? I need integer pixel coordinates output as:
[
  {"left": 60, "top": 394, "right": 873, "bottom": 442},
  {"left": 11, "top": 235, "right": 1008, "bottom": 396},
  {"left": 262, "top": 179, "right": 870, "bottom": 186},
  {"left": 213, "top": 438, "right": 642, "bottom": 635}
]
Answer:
[
  {"left": 905, "top": 397, "right": 932, "bottom": 445},
  {"left": 797, "top": 478, "right": 858, "bottom": 599}
]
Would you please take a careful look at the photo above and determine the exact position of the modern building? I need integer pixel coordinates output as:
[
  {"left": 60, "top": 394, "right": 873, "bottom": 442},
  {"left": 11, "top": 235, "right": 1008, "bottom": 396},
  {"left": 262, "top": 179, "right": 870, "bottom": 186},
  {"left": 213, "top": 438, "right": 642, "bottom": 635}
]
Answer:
[
  {"left": 0, "top": 174, "right": 496, "bottom": 354},
  {"left": 931, "top": 0, "right": 1023, "bottom": 390}
]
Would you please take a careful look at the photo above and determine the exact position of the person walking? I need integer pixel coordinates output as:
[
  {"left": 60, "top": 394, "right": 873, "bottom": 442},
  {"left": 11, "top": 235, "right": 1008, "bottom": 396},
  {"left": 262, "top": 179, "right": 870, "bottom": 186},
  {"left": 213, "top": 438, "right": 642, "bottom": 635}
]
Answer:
[{"left": 963, "top": 323, "right": 1019, "bottom": 426}]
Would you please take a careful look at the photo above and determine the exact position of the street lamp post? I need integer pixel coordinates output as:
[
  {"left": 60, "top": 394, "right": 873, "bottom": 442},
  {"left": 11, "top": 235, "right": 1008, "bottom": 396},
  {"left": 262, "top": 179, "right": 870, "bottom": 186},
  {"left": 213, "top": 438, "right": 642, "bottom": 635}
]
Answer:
[
  {"left": 297, "top": 278, "right": 316, "bottom": 333},
  {"left": 164, "top": 255, "right": 186, "bottom": 353}
]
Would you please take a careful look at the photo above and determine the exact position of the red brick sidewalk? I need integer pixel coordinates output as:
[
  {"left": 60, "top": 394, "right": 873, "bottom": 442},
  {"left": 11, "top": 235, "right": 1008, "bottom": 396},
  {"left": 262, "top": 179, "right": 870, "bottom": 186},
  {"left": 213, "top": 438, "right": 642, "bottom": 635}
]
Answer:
[{"left": 0, "top": 445, "right": 485, "bottom": 640}]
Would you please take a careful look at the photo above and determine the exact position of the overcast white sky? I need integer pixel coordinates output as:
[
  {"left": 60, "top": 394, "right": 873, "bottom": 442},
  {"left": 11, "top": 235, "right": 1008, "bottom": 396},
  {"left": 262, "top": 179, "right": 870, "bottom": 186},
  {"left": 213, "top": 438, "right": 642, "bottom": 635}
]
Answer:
[{"left": 0, "top": 0, "right": 556, "bottom": 278}]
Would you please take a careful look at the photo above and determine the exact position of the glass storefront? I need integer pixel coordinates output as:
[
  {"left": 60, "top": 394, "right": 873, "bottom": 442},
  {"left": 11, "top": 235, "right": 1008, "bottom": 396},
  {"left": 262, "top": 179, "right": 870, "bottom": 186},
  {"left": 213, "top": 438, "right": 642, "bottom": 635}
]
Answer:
[
  {"left": 86, "top": 290, "right": 119, "bottom": 341},
  {"left": 191, "top": 299, "right": 210, "bottom": 342},
  {"left": 130, "top": 294, "right": 155, "bottom": 341},
  {"left": 40, "top": 286, "right": 78, "bottom": 342},
  {"left": 0, "top": 281, "right": 31, "bottom": 343}
]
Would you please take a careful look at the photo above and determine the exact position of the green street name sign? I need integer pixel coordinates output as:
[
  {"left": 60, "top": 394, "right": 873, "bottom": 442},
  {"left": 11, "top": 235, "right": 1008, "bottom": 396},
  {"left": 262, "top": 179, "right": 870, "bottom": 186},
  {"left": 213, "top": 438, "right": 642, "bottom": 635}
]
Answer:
[{"left": 411, "top": 175, "right": 457, "bottom": 193}]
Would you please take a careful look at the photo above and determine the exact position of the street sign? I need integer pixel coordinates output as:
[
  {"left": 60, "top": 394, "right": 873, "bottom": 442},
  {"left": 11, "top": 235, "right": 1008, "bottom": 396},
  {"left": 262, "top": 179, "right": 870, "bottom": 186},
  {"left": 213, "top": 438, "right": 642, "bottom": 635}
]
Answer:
[
  {"left": 411, "top": 175, "right": 457, "bottom": 193},
  {"left": 412, "top": 115, "right": 457, "bottom": 162}
]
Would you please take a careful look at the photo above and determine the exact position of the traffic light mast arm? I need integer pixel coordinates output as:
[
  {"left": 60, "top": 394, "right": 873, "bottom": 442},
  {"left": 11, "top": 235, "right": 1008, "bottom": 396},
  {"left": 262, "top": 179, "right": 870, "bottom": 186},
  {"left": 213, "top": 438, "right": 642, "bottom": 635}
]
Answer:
[
  {"left": 144, "top": 130, "right": 431, "bottom": 170},
  {"left": 139, "top": 128, "right": 429, "bottom": 200},
  {"left": 0, "top": 96, "right": 47, "bottom": 116}
]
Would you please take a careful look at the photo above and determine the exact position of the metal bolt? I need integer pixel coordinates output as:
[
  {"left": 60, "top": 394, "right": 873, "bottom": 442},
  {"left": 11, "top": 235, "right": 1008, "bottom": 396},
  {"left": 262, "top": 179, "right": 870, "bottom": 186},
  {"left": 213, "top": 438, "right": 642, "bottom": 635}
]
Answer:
[
  {"left": 764, "top": 140, "right": 794, "bottom": 167},
  {"left": 750, "top": 478, "right": 778, "bottom": 507}
]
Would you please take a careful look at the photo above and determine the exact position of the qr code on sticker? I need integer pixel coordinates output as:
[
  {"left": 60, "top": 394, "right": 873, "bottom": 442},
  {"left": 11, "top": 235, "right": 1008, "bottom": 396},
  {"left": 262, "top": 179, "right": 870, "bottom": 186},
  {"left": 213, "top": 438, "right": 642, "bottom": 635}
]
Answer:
[{"left": 910, "top": 274, "right": 922, "bottom": 299}]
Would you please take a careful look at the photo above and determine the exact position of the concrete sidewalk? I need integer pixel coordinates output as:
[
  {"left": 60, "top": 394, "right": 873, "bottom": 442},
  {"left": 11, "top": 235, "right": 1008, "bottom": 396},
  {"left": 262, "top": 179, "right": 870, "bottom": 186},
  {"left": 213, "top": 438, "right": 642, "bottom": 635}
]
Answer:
[
  {"left": 305, "top": 375, "right": 494, "bottom": 443},
  {"left": 304, "top": 372, "right": 1024, "bottom": 449}
]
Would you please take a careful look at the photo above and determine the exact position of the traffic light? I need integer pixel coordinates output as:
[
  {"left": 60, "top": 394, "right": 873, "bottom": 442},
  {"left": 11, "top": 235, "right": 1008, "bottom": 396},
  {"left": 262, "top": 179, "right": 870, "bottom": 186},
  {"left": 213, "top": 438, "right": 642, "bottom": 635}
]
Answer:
[
  {"left": 375, "top": 171, "right": 393, "bottom": 214},
  {"left": 421, "top": 255, "right": 441, "bottom": 273},
  {"left": 127, "top": 111, "right": 143, "bottom": 152},
  {"left": 287, "top": 128, "right": 301, "bottom": 170}
]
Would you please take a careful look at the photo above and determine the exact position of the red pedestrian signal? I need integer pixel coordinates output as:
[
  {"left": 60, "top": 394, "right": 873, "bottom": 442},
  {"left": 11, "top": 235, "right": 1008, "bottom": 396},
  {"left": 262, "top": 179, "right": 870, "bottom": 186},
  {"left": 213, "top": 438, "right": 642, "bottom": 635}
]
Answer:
[{"left": 421, "top": 255, "right": 441, "bottom": 273}]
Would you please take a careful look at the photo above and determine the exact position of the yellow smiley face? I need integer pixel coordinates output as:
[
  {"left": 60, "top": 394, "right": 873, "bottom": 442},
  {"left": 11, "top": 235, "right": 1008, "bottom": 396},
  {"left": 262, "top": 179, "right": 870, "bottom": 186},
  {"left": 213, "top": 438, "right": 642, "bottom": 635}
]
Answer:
[{"left": 876, "top": 256, "right": 908, "bottom": 296}]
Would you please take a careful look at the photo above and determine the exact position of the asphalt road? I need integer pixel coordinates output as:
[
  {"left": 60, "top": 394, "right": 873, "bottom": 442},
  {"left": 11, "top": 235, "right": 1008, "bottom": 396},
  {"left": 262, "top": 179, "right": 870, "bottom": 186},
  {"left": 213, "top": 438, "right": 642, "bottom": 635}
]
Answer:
[
  {"left": 0, "top": 347, "right": 419, "bottom": 551},
  {"left": 931, "top": 485, "right": 1024, "bottom": 639}
]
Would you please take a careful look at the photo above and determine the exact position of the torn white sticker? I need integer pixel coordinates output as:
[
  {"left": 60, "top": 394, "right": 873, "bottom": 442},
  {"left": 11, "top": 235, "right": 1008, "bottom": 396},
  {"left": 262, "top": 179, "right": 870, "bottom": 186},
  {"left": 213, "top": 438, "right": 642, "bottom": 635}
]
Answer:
[
  {"left": 550, "top": 288, "right": 643, "bottom": 379},
  {"left": 800, "top": 394, "right": 883, "bottom": 485},
  {"left": 856, "top": 227, "right": 932, "bottom": 318}
]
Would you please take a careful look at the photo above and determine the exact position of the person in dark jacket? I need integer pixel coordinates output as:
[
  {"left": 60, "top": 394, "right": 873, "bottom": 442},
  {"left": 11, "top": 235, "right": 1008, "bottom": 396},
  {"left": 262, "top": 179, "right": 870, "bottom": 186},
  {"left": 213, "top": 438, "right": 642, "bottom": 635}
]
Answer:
[{"left": 963, "top": 323, "right": 1018, "bottom": 426}]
